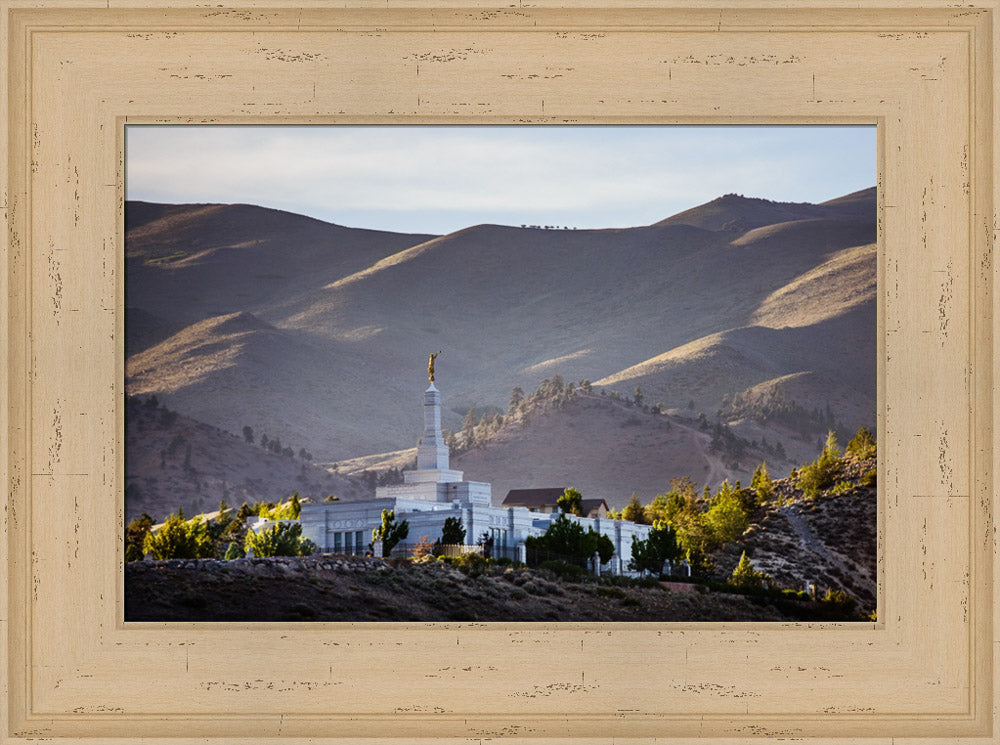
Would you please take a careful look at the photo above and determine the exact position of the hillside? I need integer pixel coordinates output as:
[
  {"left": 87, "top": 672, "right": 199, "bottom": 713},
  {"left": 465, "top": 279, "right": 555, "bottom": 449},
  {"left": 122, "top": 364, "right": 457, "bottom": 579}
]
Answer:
[
  {"left": 452, "top": 390, "right": 769, "bottom": 507},
  {"left": 710, "top": 456, "right": 877, "bottom": 612},
  {"left": 124, "top": 554, "right": 861, "bottom": 623},
  {"left": 126, "top": 188, "right": 876, "bottom": 496},
  {"left": 124, "top": 396, "right": 369, "bottom": 523}
]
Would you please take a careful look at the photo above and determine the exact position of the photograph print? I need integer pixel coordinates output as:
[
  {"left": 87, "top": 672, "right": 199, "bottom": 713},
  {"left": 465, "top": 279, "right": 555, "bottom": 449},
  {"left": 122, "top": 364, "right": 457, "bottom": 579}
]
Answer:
[{"left": 123, "top": 124, "right": 878, "bottom": 623}]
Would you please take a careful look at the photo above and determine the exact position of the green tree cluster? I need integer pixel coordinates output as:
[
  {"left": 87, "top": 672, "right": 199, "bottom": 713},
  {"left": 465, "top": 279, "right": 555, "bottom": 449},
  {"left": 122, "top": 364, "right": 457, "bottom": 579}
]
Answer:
[
  {"left": 619, "top": 493, "right": 650, "bottom": 524},
  {"left": 258, "top": 493, "right": 301, "bottom": 521},
  {"left": 525, "top": 514, "right": 614, "bottom": 567},
  {"left": 616, "top": 475, "right": 755, "bottom": 575},
  {"left": 142, "top": 512, "right": 215, "bottom": 560},
  {"left": 244, "top": 522, "right": 315, "bottom": 557},
  {"left": 797, "top": 430, "right": 842, "bottom": 498},
  {"left": 628, "top": 521, "right": 681, "bottom": 575}
]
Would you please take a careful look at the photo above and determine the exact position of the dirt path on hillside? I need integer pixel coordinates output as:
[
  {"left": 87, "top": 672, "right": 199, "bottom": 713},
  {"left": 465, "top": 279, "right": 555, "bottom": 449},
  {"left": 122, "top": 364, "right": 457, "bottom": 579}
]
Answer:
[
  {"left": 782, "top": 508, "right": 829, "bottom": 558},
  {"left": 781, "top": 507, "right": 853, "bottom": 579},
  {"left": 672, "top": 419, "right": 730, "bottom": 487}
]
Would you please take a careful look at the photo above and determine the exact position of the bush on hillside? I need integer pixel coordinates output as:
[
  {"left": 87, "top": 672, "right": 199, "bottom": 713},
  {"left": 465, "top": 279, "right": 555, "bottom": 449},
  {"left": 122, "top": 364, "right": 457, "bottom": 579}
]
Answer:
[
  {"left": 244, "top": 522, "right": 315, "bottom": 557},
  {"left": 797, "top": 430, "right": 842, "bottom": 498},
  {"left": 143, "top": 513, "right": 215, "bottom": 560}
]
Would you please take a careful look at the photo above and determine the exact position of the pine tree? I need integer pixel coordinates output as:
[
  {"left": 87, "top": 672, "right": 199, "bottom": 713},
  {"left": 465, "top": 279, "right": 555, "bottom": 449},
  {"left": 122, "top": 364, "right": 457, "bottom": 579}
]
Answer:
[
  {"left": 371, "top": 509, "right": 409, "bottom": 555},
  {"left": 750, "top": 462, "right": 773, "bottom": 503},
  {"left": 730, "top": 551, "right": 766, "bottom": 589}
]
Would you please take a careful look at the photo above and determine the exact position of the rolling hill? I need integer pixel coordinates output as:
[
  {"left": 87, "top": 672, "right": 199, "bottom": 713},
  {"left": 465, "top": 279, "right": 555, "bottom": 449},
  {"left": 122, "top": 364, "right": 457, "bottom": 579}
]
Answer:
[{"left": 126, "top": 187, "right": 876, "bottom": 508}]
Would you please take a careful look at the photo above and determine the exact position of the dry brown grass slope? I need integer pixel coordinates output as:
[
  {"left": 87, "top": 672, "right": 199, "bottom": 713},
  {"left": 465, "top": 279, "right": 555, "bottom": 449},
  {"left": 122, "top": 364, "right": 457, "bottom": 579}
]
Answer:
[
  {"left": 450, "top": 393, "right": 764, "bottom": 508},
  {"left": 126, "top": 188, "right": 875, "bottom": 472},
  {"left": 124, "top": 396, "right": 368, "bottom": 523},
  {"left": 127, "top": 311, "right": 420, "bottom": 458},
  {"left": 126, "top": 200, "right": 434, "bottom": 340}
]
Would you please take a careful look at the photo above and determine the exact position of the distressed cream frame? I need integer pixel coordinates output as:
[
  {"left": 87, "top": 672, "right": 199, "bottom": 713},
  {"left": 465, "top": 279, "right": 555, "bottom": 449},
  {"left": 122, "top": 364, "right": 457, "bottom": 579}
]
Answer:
[{"left": 1, "top": 2, "right": 997, "bottom": 743}]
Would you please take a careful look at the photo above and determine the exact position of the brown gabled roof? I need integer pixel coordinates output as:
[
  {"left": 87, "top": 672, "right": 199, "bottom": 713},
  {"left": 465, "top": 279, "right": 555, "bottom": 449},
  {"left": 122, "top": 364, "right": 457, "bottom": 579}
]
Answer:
[
  {"left": 502, "top": 489, "right": 608, "bottom": 514},
  {"left": 502, "top": 488, "right": 566, "bottom": 507}
]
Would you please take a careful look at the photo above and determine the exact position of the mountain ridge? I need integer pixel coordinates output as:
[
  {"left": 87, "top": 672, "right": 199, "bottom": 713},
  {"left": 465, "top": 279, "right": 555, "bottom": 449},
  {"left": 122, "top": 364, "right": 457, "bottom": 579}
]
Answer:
[{"left": 126, "top": 186, "right": 877, "bottom": 506}]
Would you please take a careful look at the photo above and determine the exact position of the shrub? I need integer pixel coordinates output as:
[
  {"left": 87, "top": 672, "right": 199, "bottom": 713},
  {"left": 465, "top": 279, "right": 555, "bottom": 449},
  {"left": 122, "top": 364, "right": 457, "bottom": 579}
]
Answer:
[
  {"left": 831, "top": 479, "right": 854, "bottom": 494},
  {"left": 223, "top": 541, "right": 244, "bottom": 560},
  {"left": 538, "top": 559, "right": 588, "bottom": 582},
  {"left": 412, "top": 535, "right": 435, "bottom": 561},
  {"left": 860, "top": 468, "right": 877, "bottom": 487},
  {"left": 289, "top": 603, "right": 317, "bottom": 619},
  {"left": 820, "top": 587, "right": 858, "bottom": 615},
  {"left": 244, "top": 522, "right": 316, "bottom": 557},
  {"left": 143, "top": 513, "right": 215, "bottom": 560},
  {"left": 452, "top": 552, "right": 487, "bottom": 577},
  {"left": 522, "top": 581, "right": 546, "bottom": 596},
  {"left": 594, "top": 586, "right": 627, "bottom": 600}
]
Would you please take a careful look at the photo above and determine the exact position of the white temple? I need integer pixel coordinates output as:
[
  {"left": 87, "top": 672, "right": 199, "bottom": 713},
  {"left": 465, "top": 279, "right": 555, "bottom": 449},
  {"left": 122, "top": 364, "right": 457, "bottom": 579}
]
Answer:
[
  {"left": 374, "top": 382, "right": 491, "bottom": 506},
  {"left": 296, "top": 371, "right": 651, "bottom": 573}
]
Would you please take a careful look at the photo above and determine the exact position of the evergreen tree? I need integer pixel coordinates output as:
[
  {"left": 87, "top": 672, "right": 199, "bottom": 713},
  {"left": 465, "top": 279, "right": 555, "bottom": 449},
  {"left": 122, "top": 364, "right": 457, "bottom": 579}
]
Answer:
[
  {"left": 244, "top": 522, "right": 315, "bottom": 557},
  {"left": 730, "top": 551, "right": 767, "bottom": 589},
  {"left": 621, "top": 493, "right": 648, "bottom": 524},
  {"left": 223, "top": 541, "right": 244, "bottom": 560},
  {"left": 556, "top": 487, "right": 584, "bottom": 516},
  {"left": 124, "top": 513, "right": 154, "bottom": 562},
  {"left": 628, "top": 521, "right": 681, "bottom": 575},
  {"left": 143, "top": 513, "right": 215, "bottom": 560},
  {"left": 704, "top": 482, "right": 749, "bottom": 544},
  {"left": 439, "top": 516, "right": 466, "bottom": 545},
  {"left": 525, "top": 513, "right": 614, "bottom": 565},
  {"left": 750, "top": 461, "right": 773, "bottom": 503},
  {"left": 845, "top": 426, "right": 877, "bottom": 460},
  {"left": 798, "top": 430, "right": 842, "bottom": 497},
  {"left": 242, "top": 425, "right": 254, "bottom": 444},
  {"left": 371, "top": 509, "right": 409, "bottom": 555},
  {"left": 508, "top": 387, "right": 524, "bottom": 413}
]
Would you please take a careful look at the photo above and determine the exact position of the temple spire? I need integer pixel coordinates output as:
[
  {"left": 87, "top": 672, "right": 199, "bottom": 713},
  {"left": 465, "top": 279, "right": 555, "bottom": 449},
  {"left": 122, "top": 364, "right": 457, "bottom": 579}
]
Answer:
[{"left": 417, "top": 365, "right": 449, "bottom": 471}]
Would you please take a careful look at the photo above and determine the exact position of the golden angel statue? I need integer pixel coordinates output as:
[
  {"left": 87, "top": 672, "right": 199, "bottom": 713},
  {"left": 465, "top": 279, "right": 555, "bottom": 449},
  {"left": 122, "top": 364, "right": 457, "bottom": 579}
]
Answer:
[{"left": 428, "top": 350, "right": 442, "bottom": 382}]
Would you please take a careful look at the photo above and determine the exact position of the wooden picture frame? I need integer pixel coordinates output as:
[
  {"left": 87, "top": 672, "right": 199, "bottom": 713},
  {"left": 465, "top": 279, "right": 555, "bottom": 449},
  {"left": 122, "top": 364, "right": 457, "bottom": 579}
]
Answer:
[{"left": 1, "top": 2, "right": 996, "bottom": 742}]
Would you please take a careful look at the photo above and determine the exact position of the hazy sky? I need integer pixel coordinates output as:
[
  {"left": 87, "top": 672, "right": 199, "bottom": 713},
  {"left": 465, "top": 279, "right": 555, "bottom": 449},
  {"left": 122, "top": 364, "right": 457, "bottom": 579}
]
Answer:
[{"left": 126, "top": 124, "right": 875, "bottom": 235}]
